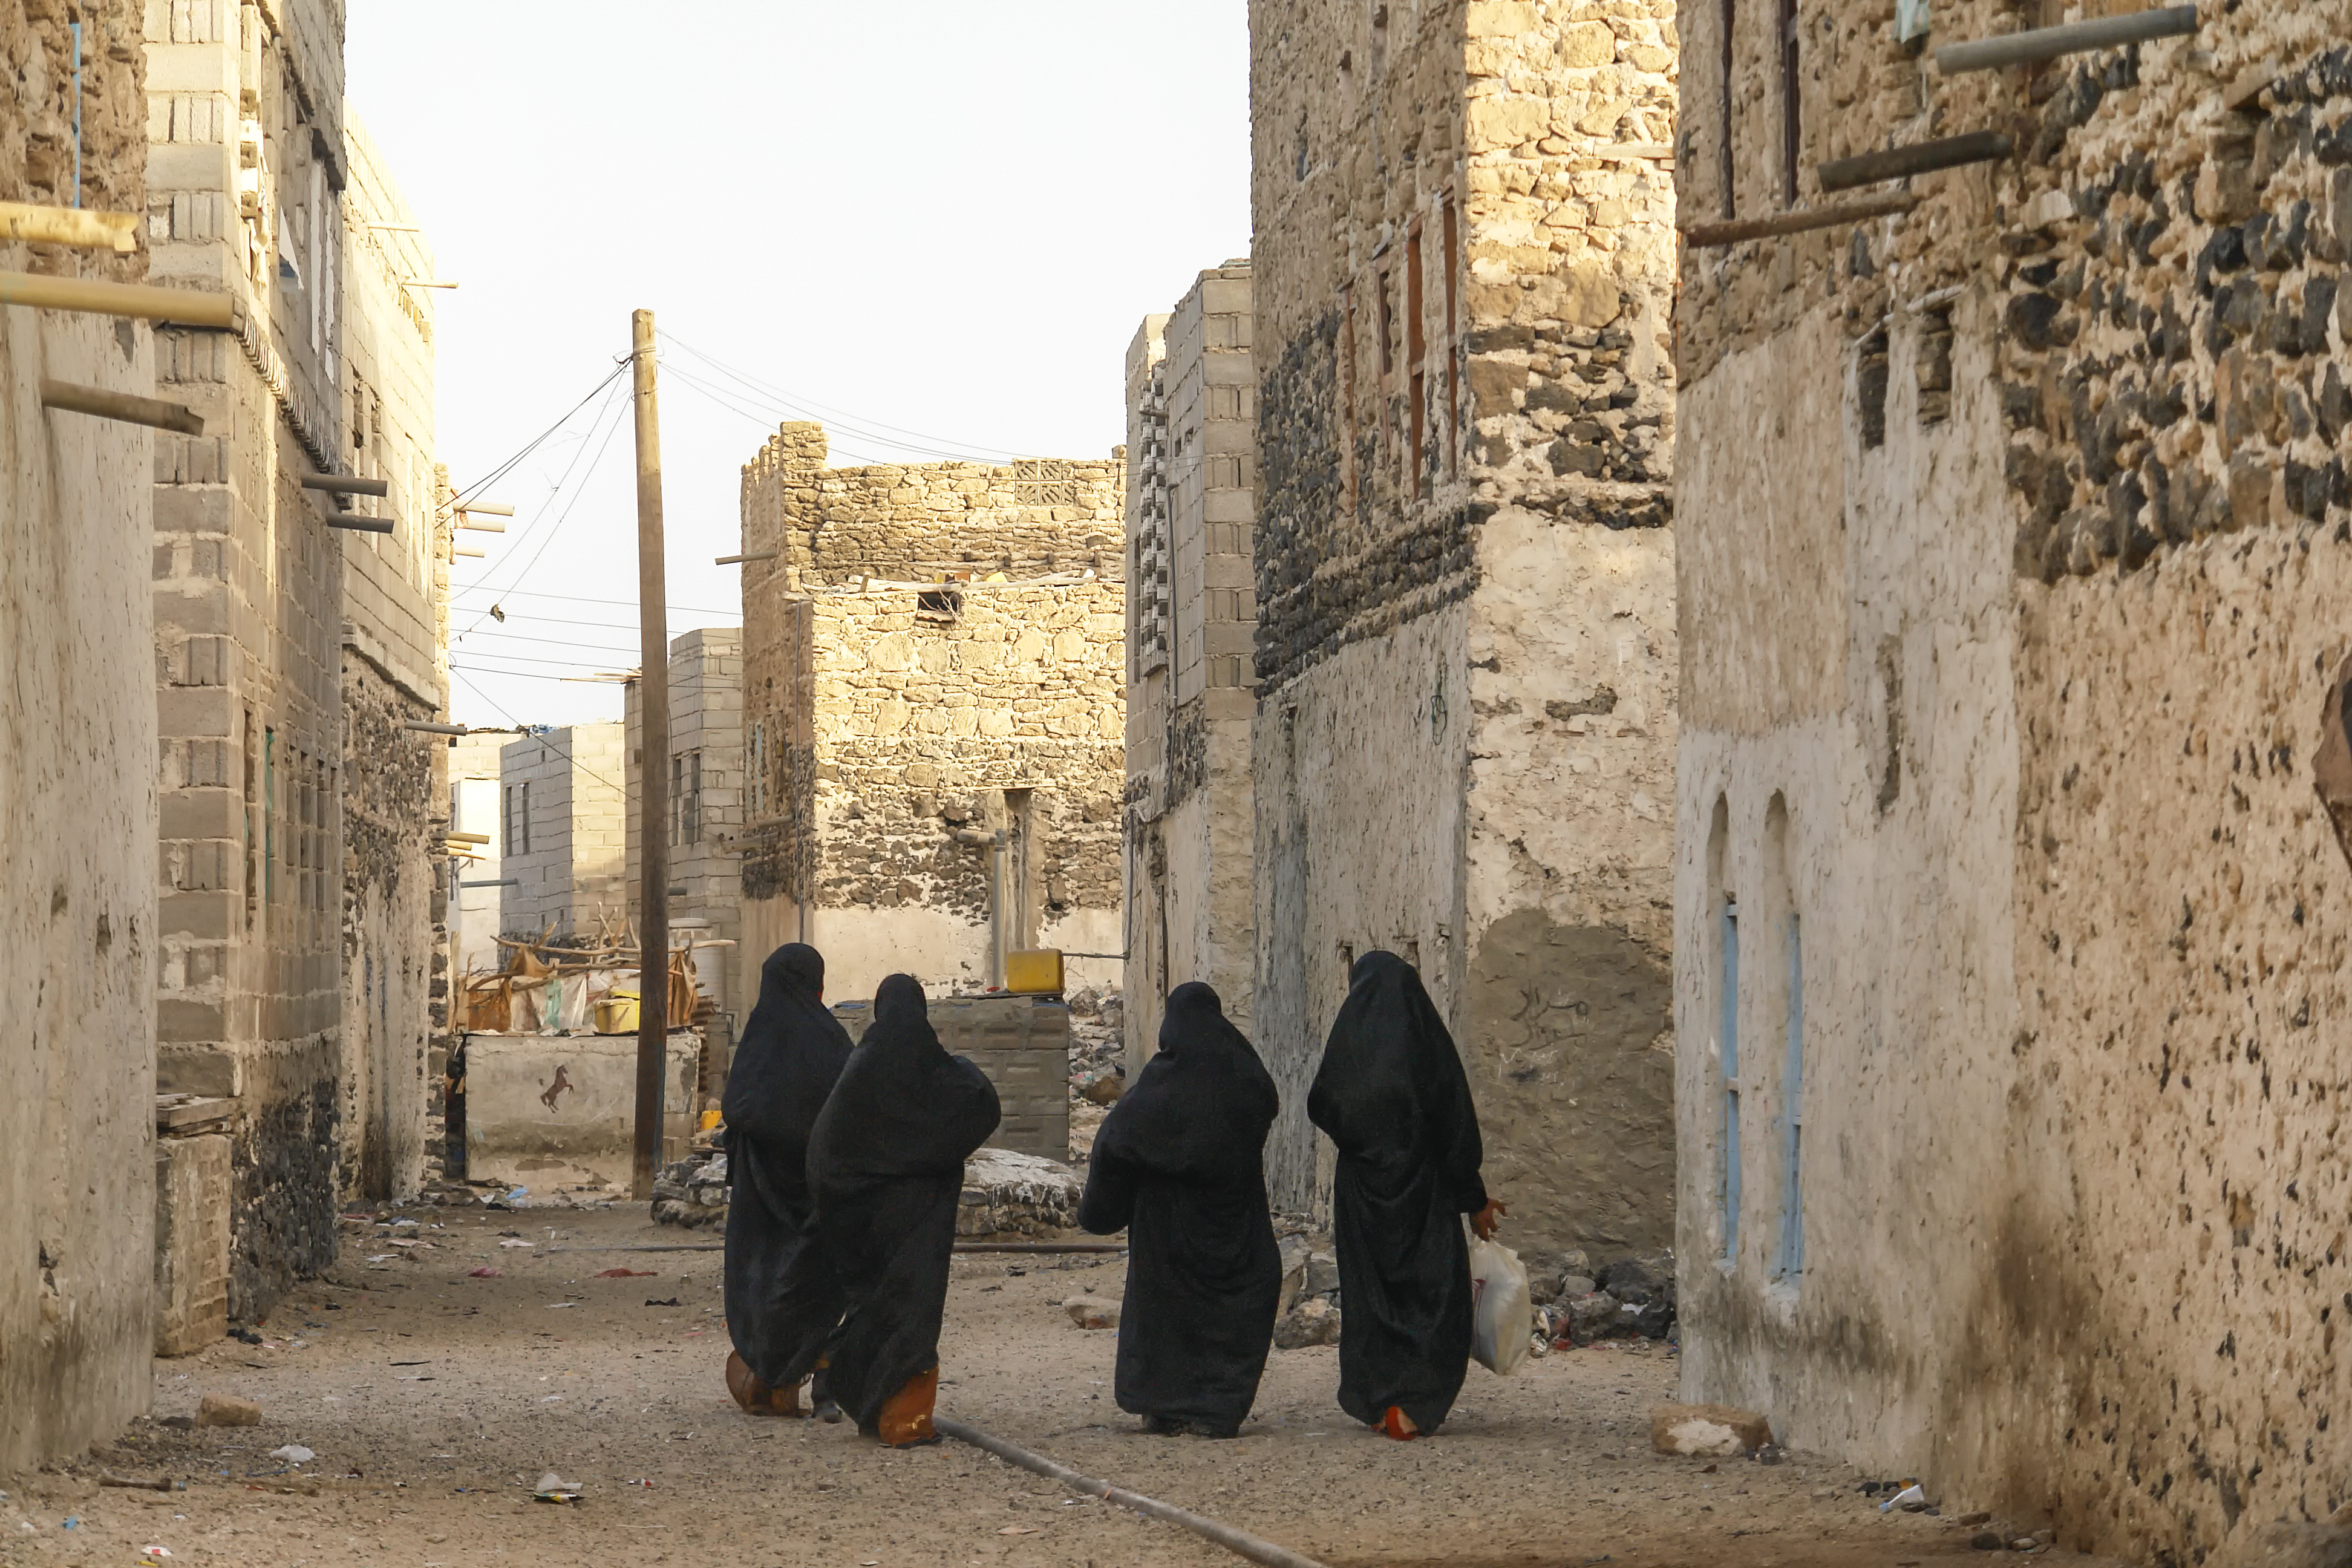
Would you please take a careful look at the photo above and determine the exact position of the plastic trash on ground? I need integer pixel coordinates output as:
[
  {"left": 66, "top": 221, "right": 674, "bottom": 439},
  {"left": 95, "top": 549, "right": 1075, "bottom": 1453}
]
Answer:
[
  {"left": 1881, "top": 1483, "right": 1928, "bottom": 1512},
  {"left": 1469, "top": 1235, "right": 1534, "bottom": 1376},
  {"left": 267, "top": 1446, "right": 313, "bottom": 1465},
  {"left": 533, "top": 1472, "right": 583, "bottom": 1504}
]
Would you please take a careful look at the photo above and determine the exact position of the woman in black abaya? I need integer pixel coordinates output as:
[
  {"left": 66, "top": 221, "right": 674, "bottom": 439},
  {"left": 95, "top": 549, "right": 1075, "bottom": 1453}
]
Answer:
[
  {"left": 806, "top": 974, "right": 1001, "bottom": 1446},
  {"left": 1077, "top": 982, "right": 1281, "bottom": 1439},
  {"left": 720, "top": 942, "right": 856, "bottom": 1417},
  {"left": 1307, "top": 950, "right": 1504, "bottom": 1440}
]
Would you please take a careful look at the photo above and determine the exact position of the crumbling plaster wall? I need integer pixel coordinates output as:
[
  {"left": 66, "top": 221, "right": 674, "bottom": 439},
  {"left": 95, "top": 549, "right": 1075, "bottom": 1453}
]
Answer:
[
  {"left": 1250, "top": 0, "right": 1679, "bottom": 1253},
  {"left": 0, "top": 0, "right": 161, "bottom": 1473},
  {"left": 1673, "top": 2, "right": 2352, "bottom": 1558}
]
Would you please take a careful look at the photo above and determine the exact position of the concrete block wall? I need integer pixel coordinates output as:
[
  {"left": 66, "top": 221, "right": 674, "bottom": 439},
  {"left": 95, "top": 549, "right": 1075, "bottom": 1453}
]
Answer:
[
  {"left": 829, "top": 995, "right": 1070, "bottom": 1161},
  {"left": 624, "top": 629, "right": 746, "bottom": 1015},
  {"left": 154, "top": 1131, "right": 232, "bottom": 1356},
  {"left": 499, "top": 725, "right": 627, "bottom": 941},
  {"left": 1124, "top": 265, "right": 1260, "bottom": 1070}
]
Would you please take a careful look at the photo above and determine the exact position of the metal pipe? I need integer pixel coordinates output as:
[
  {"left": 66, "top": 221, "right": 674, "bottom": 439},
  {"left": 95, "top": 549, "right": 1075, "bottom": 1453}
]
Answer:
[
  {"left": 1817, "top": 131, "right": 2013, "bottom": 194},
  {"left": 1935, "top": 5, "right": 2197, "bottom": 73},
  {"left": 39, "top": 378, "right": 203, "bottom": 435},
  {"left": 461, "top": 878, "right": 519, "bottom": 888},
  {"left": 935, "top": 1419, "right": 1334, "bottom": 1568},
  {"left": 328, "top": 515, "right": 394, "bottom": 534},
  {"left": 715, "top": 551, "right": 779, "bottom": 564},
  {"left": 302, "top": 471, "right": 391, "bottom": 496},
  {"left": 457, "top": 517, "right": 505, "bottom": 532},
  {"left": 0, "top": 201, "right": 136, "bottom": 253},
  {"left": 457, "top": 501, "right": 515, "bottom": 516},
  {"left": 405, "top": 720, "right": 467, "bottom": 736},
  {"left": 1681, "top": 191, "right": 1921, "bottom": 249},
  {"left": 453, "top": 542, "right": 486, "bottom": 557},
  {"left": 0, "top": 271, "right": 234, "bottom": 328}
]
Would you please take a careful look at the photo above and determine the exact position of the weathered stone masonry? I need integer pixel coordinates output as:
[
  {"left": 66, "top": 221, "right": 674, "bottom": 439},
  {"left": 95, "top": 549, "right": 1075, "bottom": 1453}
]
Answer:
[
  {"left": 1672, "top": 2, "right": 2352, "bottom": 1559},
  {"left": 1250, "top": 0, "right": 1681, "bottom": 1261},
  {"left": 738, "top": 424, "right": 1125, "bottom": 1004}
]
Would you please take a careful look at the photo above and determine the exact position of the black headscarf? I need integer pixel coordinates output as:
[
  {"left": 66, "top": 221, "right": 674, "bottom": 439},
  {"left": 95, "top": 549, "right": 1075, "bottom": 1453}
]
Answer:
[
  {"left": 1079, "top": 982, "right": 1282, "bottom": 1434},
  {"left": 722, "top": 944, "right": 857, "bottom": 1391},
  {"left": 1307, "top": 950, "right": 1489, "bottom": 1433},
  {"left": 806, "top": 975, "right": 1001, "bottom": 1434}
]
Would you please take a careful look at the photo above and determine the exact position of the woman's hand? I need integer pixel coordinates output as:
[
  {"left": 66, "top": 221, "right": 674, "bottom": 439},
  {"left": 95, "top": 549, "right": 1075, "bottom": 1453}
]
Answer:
[{"left": 1470, "top": 1199, "right": 1507, "bottom": 1241}]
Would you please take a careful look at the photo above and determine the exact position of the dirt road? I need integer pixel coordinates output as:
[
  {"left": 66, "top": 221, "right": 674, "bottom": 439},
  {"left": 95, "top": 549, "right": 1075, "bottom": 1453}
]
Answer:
[{"left": 1, "top": 1206, "right": 2115, "bottom": 1568}]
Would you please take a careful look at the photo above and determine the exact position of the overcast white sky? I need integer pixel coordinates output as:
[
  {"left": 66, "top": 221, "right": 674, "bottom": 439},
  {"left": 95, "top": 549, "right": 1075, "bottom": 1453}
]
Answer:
[{"left": 345, "top": 1, "right": 1249, "bottom": 728}]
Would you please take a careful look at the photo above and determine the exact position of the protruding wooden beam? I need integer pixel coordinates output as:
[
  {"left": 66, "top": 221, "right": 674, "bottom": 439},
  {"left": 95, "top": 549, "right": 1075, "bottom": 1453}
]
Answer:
[
  {"left": 405, "top": 720, "right": 468, "bottom": 736},
  {"left": 39, "top": 378, "right": 203, "bottom": 435},
  {"left": 456, "top": 501, "right": 515, "bottom": 517},
  {"left": 0, "top": 272, "right": 233, "bottom": 328},
  {"left": 453, "top": 541, "right": 486, "bottom": 558},
  {"left": 715, "top": 550, "right": 779, "bottom": 564},
  {"left": 1935, "top": 5, "right": 2198, "bottom": 73},
  {"left": 456, "top": 517, "right": 505, "bottom": 533},
  {"left": 1819, "top": 132, "right": 2014, "bottom": 193},
  {"left": 302, "top": 471, "right": 391, "bottom": 497},
  {"left": 1681, "top": 191, "right": 1921, "bottom": 249},
  {"left": 0, "top": 201, "right": 139, "bottom": 253}
]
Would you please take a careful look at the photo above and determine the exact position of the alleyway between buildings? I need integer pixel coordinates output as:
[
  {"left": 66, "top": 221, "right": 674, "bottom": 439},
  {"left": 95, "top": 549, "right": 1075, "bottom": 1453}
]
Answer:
[{"left": 4, "top": 1209, "right": 2110, "bottom": 1568}]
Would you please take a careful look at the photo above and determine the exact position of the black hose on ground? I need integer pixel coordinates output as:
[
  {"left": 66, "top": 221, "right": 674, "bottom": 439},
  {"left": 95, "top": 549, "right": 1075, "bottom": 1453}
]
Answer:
[{"left": 935, "top": 1416, "right": 1333, "bottom": 1568}]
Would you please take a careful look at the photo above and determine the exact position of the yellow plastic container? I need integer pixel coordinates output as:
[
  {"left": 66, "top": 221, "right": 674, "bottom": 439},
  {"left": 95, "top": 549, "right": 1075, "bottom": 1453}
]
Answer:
[
  {"left": 1004, "top": 949, "right": 1065, "bottom": 996},
  {"left": 595, "top": 990, "right": 641, "bottom": 1035}
]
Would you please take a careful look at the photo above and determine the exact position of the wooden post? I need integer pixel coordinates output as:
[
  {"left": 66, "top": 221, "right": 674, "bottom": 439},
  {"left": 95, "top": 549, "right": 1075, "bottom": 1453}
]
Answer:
[
  {"left": 632, "top": 307, "right": 670, "bottom": 1202},
  {"left": 38, "top": 377, "right": 203, "bottom": 434},
  {"left": 1817, "top": 131, "right": 2013, "bottom": 194}
]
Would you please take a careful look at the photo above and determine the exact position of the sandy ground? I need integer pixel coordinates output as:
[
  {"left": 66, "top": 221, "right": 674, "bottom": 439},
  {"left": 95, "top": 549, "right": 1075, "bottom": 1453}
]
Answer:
[{"left": 2, "top": 1206, "right": 2123, "bottom": 1568}]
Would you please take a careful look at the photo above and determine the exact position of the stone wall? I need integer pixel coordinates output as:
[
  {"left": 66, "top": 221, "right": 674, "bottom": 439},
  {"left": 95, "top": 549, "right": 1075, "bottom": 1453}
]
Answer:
[
  {"left": 1249, "top": 0, "right": 1680, "bottom": 1256},
  {"left": 1124, "top": 266, "right": 1259, "bottom": 1068},
  {"left": 499, "top": 725, "right": 627, "bottom": 941},
  {"left": 1671, "top": 2, "right": 2352, "bottom": 1558},
  {"left": 0, "top": 0, "right": 162, "bottom": 1466},
  {"left": 738, "top": 424, "right": 1126, "bottom": 1004}
]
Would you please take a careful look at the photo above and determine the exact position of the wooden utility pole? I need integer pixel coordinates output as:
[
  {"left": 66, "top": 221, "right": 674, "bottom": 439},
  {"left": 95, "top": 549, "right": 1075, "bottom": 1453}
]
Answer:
[{"left": 631, "top": 308, "right": 670, "bottom": 1201}]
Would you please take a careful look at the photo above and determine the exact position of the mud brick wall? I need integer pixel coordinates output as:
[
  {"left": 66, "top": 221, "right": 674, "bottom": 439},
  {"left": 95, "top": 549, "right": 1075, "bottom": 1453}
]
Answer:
[{"left": 1672, "top": 2, "right": 2352, "bottom": 1558}]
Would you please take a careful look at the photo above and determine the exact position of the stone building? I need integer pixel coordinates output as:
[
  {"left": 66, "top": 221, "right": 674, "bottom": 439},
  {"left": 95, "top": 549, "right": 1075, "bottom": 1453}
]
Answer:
[
  {"left": 626, "top": 628, "right": 746, "bottom": 1019},
  {"left": 446, "top": 729, "right": 515, "bottom": 979},
  {"left": 336, "top": 111, "right": 448, "bottom": 1202},
  {"left": 498, "top": 725, "right": 628, "bottom": 942},
  {"left": 0, "top": 0, "right": 163, "bottom": 1475},
  {"left": 737, "top": 423, "right": 1126, "bottom": 1004},
  {"left": 1123, "top": 263, "right": 1259, "bottom": 1069},
  {"left": 1248, "top": 0, "right": 1681, "bottom": 1260},
  {"left": 1669, "top": 2, "right": 2352, "bottom": 1558}
]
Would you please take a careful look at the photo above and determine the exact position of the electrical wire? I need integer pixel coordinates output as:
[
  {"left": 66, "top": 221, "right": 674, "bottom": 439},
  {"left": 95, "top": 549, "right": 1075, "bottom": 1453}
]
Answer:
[
  {"left": 452, "top": 375, "right": 635, "bottom": 636},
  {"left": 447, "top": 361, "right": 630, "bottom": 512},
  {"left": 448, "top": 668, "right": 629, "bottom": 795},
  {"left": 658, "top": 330, "right": 1022, "bottom": 463},
  {"left": 659, "top": 364, "right": 936, "bottom": 469},
  {"left": 447, "top": 587, "right": 737, "bottom": 617}
]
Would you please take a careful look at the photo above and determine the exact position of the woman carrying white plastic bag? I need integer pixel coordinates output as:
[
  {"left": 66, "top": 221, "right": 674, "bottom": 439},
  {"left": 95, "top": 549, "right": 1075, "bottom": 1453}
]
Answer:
[{"left": 1469, "top": 1232, "right": 1534, "bottom": 1376}]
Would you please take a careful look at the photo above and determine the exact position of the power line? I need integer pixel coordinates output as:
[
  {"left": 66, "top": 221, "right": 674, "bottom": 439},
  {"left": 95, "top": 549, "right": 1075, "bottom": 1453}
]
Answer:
[
  {"left": 448, "top": 668, "right": 629, "bottom": 795},
  {"left": 454, "top": 376, "right": 635, "bottom": 636},
  {"left": 448, "top": 586, "right": 738, "bottom": 616},
  {"left": 658, "top": 330, "right": 1021, "bottom": 463},
  {"left": 661, "top": 365, "right": 945, "bottom": 469},
  {"left": 448, "top": 361, "right": 630, "bottom": 511}
]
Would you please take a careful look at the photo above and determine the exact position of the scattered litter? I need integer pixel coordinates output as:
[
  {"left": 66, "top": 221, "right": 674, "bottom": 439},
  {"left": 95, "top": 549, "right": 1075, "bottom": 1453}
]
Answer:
[
  {"left": 644, "top": 1298, "right": 681, "bottom": 1307},
  {"left": 365, "top": 1255, "right": 397, "bottom": 1263},
  {"left": 546, "top": 1302, "right": 575, "bottom": 1309},
  {"left": 505, "top": 1188, "right": 530, "bottom": 1204},
  {"left": 999, "top": 1525, "right": 1040, "bottom": 1535},
  {"left": 141, "top": 1547, "right": 174, "bottom": 1560},
  {"left": 391, "top": 1361, "right": 430, "bottom": 1368},
  {"left": 269, "top": 1445, "right": 315, "bottom": 1464},
  {"left": 389, "top": 1218, "right": 418, "bottom": 1229},
  {"left": 60, "top": 1517, "right": 79, "bottom": 1530},
  {"left": 498, "top": 1239, "right": 533, "bottom": 1250},
  {"left": 468, "top": 1268, "right": 501, "bottom": 1278},
  {"left": 532, "top": 1472, "right": 582, "bottom": 1504},
  {"left": 541, "top": 1396, "right": 566, "bottom": 1403},
  {"left": 593, "top": 1269, "right": 655, "bottom": 1278},
  {"left": 1882, "top": 1483, "right": 1929, "bottom": 1512}
]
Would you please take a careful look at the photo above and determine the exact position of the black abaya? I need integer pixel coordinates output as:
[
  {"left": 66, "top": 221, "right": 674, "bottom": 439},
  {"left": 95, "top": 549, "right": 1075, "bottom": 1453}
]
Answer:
[
  {"left": 806, "top": 975, "right": 1001, "bottom": 1435},
  {"left": 721, "top": 943, "right": 857, "bottom": 1391},
  {"left": 1307, "top": 950, "right": 1490, "bottom": 1434},
  {"left": 1077, "top": 982, "right": 1281, "bottom": 1436}
]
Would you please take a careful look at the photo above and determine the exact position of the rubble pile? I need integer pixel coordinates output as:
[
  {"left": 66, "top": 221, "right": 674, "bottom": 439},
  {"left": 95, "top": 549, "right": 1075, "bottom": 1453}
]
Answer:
[
  {"left": 652, "top": 1144, "right": 1088, "bottom": 1237},
  {"left": 1271, "top": 1229, "right": 1342, "bottom": 1348},
  {"left": 651, "top": 1151, "right": 730, "bottom": 1229},
  {"left": 1065, "top": 987, "right": 1124, "bottom": 1103},
  {"left": 1531, "top": 1250, "right": 1677, "bottom": 1347}
]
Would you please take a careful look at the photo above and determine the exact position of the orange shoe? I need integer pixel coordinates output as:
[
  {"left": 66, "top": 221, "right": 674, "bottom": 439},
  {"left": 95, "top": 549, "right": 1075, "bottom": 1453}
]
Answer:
[
  {"left": 1376, "top": 1405, "right": 1420, "bottom": 1442},
  {"left": 725, "top": 1351, "right": 802, "bottom": 1417},
  {"left": 875, "top": 1364, "right": 941, "bottom": 1448}
]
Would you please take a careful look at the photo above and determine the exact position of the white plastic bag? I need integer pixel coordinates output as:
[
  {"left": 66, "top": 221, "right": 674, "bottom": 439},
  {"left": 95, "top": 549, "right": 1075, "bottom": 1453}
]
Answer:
[{"left": 1469, "top": 1234, "right": 1533, "bottom": 1376}]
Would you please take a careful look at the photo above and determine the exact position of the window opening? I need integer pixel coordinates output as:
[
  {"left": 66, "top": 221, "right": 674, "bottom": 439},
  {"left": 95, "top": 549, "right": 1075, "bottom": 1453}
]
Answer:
[
  {"left": 916, "top": 587, "right": 964, "bottom": 621},
  {"left": 1720, "top": 897, "right": 1742, "bottom": 1258},
  {"left": 1777, "top": 912, "right": 1806, "bottom": 1278},
  {"left": 1442, "top": 195, "right": 1460, "bottom": 477},
  {"left": 1780, "top": 0, "right": 1801, "bottom": 207},
  {"left": 1720, "top": 0, "right": 1737, "bottom": 218},
  {"left": 1406, "top": 218, "right": 1427, "bottom": 493},
  {"left": 671, "top": 750, "right": 702, "bottom": 846}
]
